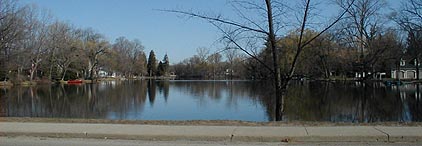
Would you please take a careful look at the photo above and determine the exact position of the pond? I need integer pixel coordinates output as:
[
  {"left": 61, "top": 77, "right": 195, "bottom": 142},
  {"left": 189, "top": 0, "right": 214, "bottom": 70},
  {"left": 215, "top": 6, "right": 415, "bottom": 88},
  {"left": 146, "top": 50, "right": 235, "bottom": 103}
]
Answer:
[{"left": 0, "top": 80, "right": 421, "bottom": 122}]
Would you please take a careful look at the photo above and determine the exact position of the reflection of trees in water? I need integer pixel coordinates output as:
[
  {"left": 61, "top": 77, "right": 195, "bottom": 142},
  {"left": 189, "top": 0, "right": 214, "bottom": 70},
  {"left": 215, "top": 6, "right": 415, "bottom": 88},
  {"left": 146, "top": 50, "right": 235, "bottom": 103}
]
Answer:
[
  {"left": 363, "top": 83, "right": 403, "bottom": 122},
  {"left": 147, "top": 80, "right": 156, "bottom": 106},
  {"left": 216, "top": 80, "right": 421, "bottom": 122},
  {"left": 103, "top": 80, "right": 148, "bottom": 119},
  {"left": 282, "top": 81, "right": 421, "bottom": 122},
  {"left": 2, "top": 80, "right": 421, "bottom": 122},
  {"left": 404, "top": 84, "right": 422, "bottom": 122},
  {"left": 156, "top": 80, "right": 170, "bottom": 102},
  {"left": 242, "top": 81, "right": 275, "bottom": 121},
  {"left": 171, "top": 81, "right": 261, "bottom": 100},
  {"left": 2, "top": 85, "right": 96, "bottom": 118},
  {"left": 3, "top": 80, "right": 149, "bottom": 119},
  {"left": 171, "top": 81, "right": 226, "bottom": 107},
  {"left": 0, "top": 87, "right": 7, "bottom": 116},
  {"left": 170, "top": 80, "right": 271, "bottom": 118}
]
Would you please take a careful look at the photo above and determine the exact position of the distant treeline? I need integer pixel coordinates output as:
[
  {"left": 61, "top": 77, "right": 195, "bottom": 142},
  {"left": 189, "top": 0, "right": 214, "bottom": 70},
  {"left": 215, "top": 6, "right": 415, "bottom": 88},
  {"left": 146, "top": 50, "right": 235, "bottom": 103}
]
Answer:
[
  {"left": 171, "top": 0, "right": 422, "bottom": 80},
  {"left": 172, "top": 28, "right": 405, "bottom": 80},
  {"left": 0, "top": 0, "right": 169, "bottom": 83},
  {"left": 2, "top": 0, "right": 422, "bottom": 82}
]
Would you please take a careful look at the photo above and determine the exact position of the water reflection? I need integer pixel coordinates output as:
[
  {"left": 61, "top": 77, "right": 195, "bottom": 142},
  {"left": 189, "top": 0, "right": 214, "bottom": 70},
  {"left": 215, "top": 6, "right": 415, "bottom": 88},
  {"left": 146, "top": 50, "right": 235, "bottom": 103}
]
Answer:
[
  {"left": 147, "top": 80, "right": 156, "bottom": 105},
  {"left": 0, "top": 80, "right": 421, "bottom": 122},
  {"left": 281, "top": 81, "right": 422, "bottom": 122}
]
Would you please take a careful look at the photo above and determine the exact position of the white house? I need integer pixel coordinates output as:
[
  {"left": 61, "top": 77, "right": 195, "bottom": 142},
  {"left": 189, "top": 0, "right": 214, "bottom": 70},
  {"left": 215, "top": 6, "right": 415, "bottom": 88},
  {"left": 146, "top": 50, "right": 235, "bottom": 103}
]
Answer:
[
  {"left": 98, "top": 69, "right": 116, "bottom": 78},
  {"left": 391, "top": 59, "right": 421, "bottom": 79}
]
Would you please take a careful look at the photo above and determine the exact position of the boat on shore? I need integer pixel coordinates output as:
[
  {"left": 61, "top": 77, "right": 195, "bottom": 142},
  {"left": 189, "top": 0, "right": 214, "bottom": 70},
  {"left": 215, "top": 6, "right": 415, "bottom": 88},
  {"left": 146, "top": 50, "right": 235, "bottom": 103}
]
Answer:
[{"left": 67, "top": 79, "right": 83, "bottom": 84}]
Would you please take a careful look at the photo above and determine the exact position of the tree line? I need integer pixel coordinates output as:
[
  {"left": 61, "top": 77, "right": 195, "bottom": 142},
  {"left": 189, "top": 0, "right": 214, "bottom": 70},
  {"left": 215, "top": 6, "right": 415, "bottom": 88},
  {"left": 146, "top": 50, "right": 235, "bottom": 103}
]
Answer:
[
  {"left": 170, "top": 0, "right": 422, "bottom": 81},
  {"left": 2, "top": 0, "right": 421, "bottom": 83},
  {"left": 172, "top": 47, "right": 247, "bottom": 79},
  {"left": 0, "top": 0, "right": 170, "bottom": 84}
]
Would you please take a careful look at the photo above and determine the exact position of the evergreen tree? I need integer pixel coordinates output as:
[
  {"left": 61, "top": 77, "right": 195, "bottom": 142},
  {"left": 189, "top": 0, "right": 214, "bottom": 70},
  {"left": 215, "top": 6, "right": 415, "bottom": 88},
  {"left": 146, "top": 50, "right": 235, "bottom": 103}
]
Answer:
[
  {"left": 147, "top": 50, "right": 157, "bottom": 76},
  {"left": 157, "top": 54, "right": 170, "bottom": 76},
  {"left": 163, "top": 54, "right": 170, "bottom": 75},
  {"left": 157, "top": 61, "right": 164, "bottom": 76}
]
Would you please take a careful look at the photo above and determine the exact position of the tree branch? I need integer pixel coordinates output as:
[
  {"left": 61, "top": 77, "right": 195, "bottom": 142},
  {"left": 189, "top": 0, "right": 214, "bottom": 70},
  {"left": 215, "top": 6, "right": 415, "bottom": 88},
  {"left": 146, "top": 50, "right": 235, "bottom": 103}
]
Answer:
[
  {"left": 159, "top": 9, "right": 269, "bottom": 35},
  {"left": 287, "top": 0, "right": 355, "bottom": 79},
  {"left": 287, "top": 0, "right": 311, "bottom": 79},
  {"left": 209, "top": 21, "right": 275, "bottom": 74}
]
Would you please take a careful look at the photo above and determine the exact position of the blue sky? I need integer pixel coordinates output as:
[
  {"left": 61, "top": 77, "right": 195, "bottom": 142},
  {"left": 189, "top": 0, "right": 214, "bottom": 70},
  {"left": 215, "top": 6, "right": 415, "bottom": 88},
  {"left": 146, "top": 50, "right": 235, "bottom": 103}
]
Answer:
[{"left": 19, "top": 0, "right": 402, "bottom": 63}]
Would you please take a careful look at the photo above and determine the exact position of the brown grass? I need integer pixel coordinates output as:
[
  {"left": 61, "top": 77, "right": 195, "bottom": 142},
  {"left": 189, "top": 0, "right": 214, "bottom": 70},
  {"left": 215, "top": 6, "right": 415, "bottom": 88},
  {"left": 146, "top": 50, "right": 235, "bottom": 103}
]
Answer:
[{"left": 1, "top": 117, "right": 421, "bottom": 127}]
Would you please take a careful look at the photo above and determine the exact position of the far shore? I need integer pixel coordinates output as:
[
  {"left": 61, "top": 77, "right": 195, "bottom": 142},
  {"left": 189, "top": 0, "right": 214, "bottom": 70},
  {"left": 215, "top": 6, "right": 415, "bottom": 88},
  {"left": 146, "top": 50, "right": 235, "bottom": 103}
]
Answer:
[
  {"left": 2, "top": 77, "right": 422, "bottom": 87},
  {"left": 1, "top": 117, "right": 421, "bottom": 127},
  {"left": 0, "top": 76, "right": 178, "bottom": 87}
]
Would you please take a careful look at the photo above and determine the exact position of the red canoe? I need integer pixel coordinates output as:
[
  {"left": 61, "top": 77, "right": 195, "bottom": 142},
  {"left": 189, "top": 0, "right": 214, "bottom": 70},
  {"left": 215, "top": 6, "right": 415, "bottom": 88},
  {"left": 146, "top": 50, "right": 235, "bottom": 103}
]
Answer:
[{"left": 67, "top": 80, "right": 83, "bottom": 84}]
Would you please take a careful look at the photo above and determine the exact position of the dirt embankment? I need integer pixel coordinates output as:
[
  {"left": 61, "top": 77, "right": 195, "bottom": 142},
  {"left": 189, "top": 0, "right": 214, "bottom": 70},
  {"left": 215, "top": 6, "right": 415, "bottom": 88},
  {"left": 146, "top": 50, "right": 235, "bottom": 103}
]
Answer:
[{"left": 1, "top": 117, "right": 421, "bottom": 127}]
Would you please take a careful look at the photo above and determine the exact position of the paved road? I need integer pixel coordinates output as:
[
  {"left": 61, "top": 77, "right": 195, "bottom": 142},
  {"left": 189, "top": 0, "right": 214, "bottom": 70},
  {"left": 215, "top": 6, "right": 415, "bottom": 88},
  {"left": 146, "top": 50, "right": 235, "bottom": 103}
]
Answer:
[
  {"left": 1, "top": 122, "right": 421, "bottom": 142},
  {"left": 1, "top": 136, "right": 421, "bottom": 146}
]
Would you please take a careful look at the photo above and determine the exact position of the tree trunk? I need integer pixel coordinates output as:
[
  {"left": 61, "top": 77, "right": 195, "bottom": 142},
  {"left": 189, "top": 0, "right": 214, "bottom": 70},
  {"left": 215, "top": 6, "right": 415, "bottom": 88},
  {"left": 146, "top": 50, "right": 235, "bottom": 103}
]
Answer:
[
  {"left": 321, "top": 57, "right": 330, "bottom": 79},
  {"left": 61, "top": 68, "right": 67, "bottom": 81},
  {"left": 29, "top": 64, "right": 37, "bottom": 83},
  {"left": 265, "top": 0, "right": 283, "bottom": 121},
  {"left": 90, "top": 65, "right": 95, "bottom": 80},
  {"left": 372, "top": 65, "right": 376, "bottom": 80},
  {"left": 416, "top": 58, "right": 420, "bottom": 80},
  {"left": 396, "top": 60, "right": 401, "bottom": 81},
  {"left": 49, "top": 64, "right": 53, "bottom": 80},
  {"left": 17, "top": 66, "right": 21, "bottom": 82},
  {"left": 48, "top": 48, "right": 56, "bottom": 80},
  {"left": 88, "top": 60, "right": 93, "bottom": 79}
]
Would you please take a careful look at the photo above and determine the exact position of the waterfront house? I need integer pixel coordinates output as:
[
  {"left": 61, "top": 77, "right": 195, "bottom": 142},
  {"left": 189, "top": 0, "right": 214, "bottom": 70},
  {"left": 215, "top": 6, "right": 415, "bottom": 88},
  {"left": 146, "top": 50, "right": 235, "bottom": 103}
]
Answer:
[
  {"left": 98, "top": 69, "right": 116, "bottom": 78},
  {"left": 391, "top": 59, "right": 421, "bottom": 79}
]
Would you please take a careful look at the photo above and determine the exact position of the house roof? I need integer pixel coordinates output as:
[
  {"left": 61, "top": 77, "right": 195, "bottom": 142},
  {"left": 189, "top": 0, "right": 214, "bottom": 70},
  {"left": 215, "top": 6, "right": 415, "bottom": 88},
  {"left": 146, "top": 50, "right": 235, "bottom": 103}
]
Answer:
[{"left": 395, "top": 59, "right": 419, "bottom": 70}]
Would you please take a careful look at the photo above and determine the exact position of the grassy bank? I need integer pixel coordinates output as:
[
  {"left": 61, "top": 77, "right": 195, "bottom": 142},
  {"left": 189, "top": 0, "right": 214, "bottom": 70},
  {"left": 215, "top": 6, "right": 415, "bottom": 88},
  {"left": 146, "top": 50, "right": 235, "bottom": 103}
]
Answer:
[
  {"left": 1, "top": 117, "right": 421, "bottom": 127},
  {"left": 0, "top": 81, "right": 13, "bottom": 87}
]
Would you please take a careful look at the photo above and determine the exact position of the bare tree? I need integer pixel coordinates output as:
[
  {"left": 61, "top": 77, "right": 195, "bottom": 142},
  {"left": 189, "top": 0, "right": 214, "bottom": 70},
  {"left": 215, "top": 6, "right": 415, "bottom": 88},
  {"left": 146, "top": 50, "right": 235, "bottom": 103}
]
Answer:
[
  {"left": 22, "top": 5, "right": 51, "bottom": 83},
  {"left": 399, "top": 0, "right": 422, "bottom": 28},
  {"left": 391, "top": 0, "right": 422, "bottom": 79},
  {"left": 76, "top": 28, "right": 108, "bottom": 80},
  {"left": 1, "top": 0, "right": 151, "bottom": 82},
  {"left": 112, "top": 37, "right": 146, "bottom": 77},
  {"left": 207, "top": 52, "right": 222, "bottom": 79},
  {"left": 47, "top": 21, "right": 80, "bottom": 80},
  {"left": 0, "top": 0, "right": 26, "bottom": 81},
  {"left": 196, "top": 47, "right": 210, "bottom": 63},
  {"left": 129, "top": 39, "right": 145, "bottom": 77},
  {"left": 164, "top": 0, "right": 354, "bottom": 120},
  {"left": 224, "top": 48, "right": 239, "bottom": 79},
  {"left": 335, "top": 0, "right": 387, "bottom": 79}
]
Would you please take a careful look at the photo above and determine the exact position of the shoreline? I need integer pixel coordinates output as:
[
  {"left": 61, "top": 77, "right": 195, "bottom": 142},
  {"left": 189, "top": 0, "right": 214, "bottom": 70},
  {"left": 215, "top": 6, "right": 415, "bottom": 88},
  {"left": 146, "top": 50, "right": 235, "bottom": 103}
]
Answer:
[
  {"left": 1, "top": 117, "right": 421, "bottom": 127},
  {"left": 0, "top": 77, "right": 177, "bottom": 87},
  {"left": 3, "top": 78, "right": 422, "bottom": 87}
]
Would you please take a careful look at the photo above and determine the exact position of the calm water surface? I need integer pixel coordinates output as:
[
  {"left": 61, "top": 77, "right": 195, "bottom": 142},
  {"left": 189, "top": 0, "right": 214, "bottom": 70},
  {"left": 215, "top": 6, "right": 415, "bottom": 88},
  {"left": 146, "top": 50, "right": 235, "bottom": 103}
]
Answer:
[{"left": 1, "top": 80, "right": 421, "bottom": 122}]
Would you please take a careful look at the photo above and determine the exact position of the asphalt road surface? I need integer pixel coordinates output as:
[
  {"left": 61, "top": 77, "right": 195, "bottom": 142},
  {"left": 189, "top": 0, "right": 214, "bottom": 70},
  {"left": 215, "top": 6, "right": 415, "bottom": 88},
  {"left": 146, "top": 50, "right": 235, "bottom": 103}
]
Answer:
[{"left": 1, "top": 136, "right": 421, "bottom": 146}]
